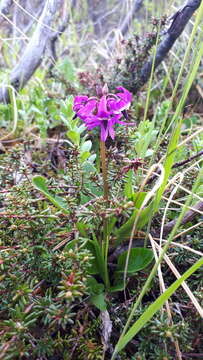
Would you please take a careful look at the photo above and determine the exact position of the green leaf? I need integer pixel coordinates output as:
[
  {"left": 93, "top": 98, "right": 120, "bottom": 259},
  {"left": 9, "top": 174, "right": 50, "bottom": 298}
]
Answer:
[
  {"left": 87, "top": 239, "right": 106, "bottom": 283},
  {"left": 65, "top": 240, "right": 77, "bottom": 250},
  {"left": 133, "top": 192, "right": 147, "bottom": 209},
  {"left": 155, "top": 122, "right": 181, "bottom": 209},
  {"left": 57, "top": 58, "right": 76, "bottom": 82},
  {"left": 66, "top": 95, "right": 74, "bottom": 115},
  {"left": 80, "top": 140, "right": 92, "bottom": 152},
  {"left": 76, "top": 222, "right": 88, "bottom": 237},
  {"left": 145, "top": 149, "right": 154, "bottom": 157},
  {"left": 87, "top": 277, "right": 107, "bottom": 311},
  {"left": 134, "top": 120, "right": 157, "bottom": 158},
  {"left": 124, "top": 170, "right": 133, "bottom": 199},
  {"left": 116, "top": 248, "right": 153, "bottom": 274},
  {"left": 67, "top": 130, "right": 80, "bottom": 146},
  {"left": 60, "top": 97, "right": 74, "bottom": 123},
  {"left": 85, "top": 241, "right": 100, "bottom": 275},
  {"left": 88, "top": 154, "right": 97, "bottom": 163},
  {"left": 80, "top": 151, "right": 90, "bottom": 163},
  {"left": 81, "top": 181, "right": 102, "bottom": 204},
  {"left": 115, "top": 203, "right": 152, "bottom": 245},
  {"left": 107, "top": 217, "right": 117, "bottom": 237},
  {"left": 90, "top": 293, "right": 107, "bottom": 311},
  {"left": 82, "top": 161, "right": 96, "bottom": 173},
  {"left": 32, "top": 175, "right": 69, "bottom": 214},
  {"left": 110, "top": 273, "right": 125, "bottom": 293},
  {"left": 77, "top": 124, "right": 86, "bottom": 134},
  {"left": 87, "top": 277, "right": 105, "bottom": 295}
]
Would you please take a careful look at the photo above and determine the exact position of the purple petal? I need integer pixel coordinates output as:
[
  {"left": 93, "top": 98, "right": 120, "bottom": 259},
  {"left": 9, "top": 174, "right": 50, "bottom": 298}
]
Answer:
[
  {"left": 77, "top": 99, "right": 97, "bottom": 119},
  {"left": 111, "top": 113, "right": 122, "bottom": 123},
  {"left": 112, "top": 99, "right": 129, "bottom": 113},
  {"left": 116, "top": 119, "right": 127, "bottom": 125},
  {"left": 107, "top": 87, "right": 132, "bottom": 114},
  {"left": 116, "top": 87, "right": 132, "bottom": 103},
  {"left": 100, "top": 122, "right": 108, "bottom": 142},
  {"left": 73, "top": 86, "right": 133, "bottom": 142},
  {"left": 85, "top": 118, "right": 101, "bottom": 129},
  {"left": 74, "top": 95, "right": 88, "bottom": 104},
  {"left": 117, "top": 120, "right": 135, "bottom": 125},
  {"left": 73, "top": 95, "right": 88, "bottom": 112},
  {"left": 97, "top": 96, "right": 110, "bottom": 118}
]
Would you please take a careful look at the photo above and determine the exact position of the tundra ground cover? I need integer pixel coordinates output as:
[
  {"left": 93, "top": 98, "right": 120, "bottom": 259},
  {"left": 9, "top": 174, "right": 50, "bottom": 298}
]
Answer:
[{"left": 0, "top": 1, "right": 203, "bottom": 359}]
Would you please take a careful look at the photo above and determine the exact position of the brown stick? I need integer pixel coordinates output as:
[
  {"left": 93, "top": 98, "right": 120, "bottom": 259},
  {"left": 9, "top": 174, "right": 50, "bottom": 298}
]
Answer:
[
  {"left": 119, "top": 0, "right": 143, "bottom": 36},
  {"left": 147, "top": 150, "right": 203, "bottom": 185},
  {"left": 157, "top": 200, "right": 203, "bottom": 237},
  {"left": 136, "top": 0, "right": 202, "bottom": 92},
  {"left": 0, "top": 0, "right": 62, "bottom": 103},
  {"left": 0, "top": 0, "right": 13, "bottom": 18},
  {"left": 173, "top": 150, "right": 203, "bottom": 168},
  {"left": 109, "top": 201, "right": 203, "bottom": 261}
]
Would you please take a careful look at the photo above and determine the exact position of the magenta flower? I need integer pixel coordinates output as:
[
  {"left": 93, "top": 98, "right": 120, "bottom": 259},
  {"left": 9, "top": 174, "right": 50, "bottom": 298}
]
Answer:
[{"left": 73, "top": 86, "right": 132, "bottom": 142}]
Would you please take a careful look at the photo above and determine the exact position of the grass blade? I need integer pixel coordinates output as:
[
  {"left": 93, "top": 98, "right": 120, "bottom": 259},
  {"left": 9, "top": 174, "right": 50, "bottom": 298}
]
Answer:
[{"left": 112, "top": 256, "right": 203, "bottom": 358}]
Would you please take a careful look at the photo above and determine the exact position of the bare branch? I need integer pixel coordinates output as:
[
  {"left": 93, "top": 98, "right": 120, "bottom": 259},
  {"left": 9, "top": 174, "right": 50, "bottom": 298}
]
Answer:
[
  {"left": 0, "top": 0, "right": 62, "bottom": 103},
  {"left": 110, "top": 0, "right": 144, "bottom": 49},
  {"left": 109, "top": 200, "right": 203, "bottom": 261},
  {"left": 87, "top": 0, "right": 107, "bottom": 37},
  {"left": 48, "top": 0, "right": 74, "bottom": 65},
  {"left": 0, "top": 0, "right": 13, "bottom": 16},
  {"left": 119, "top": 0, "right": 144, "bottom": 37},
  {"left": 147, "top": 150, "right": 203, "bottom": 185},
  {"left": 138, "top": 0, "right": 202, "bottom": 90},
  {"left": 48, "top": 15, "right": 69, "bottom": 63},
  {"left": 156, "top": 200, "right": 203, "bottom": 237}
]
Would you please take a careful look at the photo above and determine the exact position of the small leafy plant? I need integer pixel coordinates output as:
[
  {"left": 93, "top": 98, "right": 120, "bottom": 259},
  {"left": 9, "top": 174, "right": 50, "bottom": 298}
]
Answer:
[{"left": 32, "top": 92, "right": 155, "bottom": 310}]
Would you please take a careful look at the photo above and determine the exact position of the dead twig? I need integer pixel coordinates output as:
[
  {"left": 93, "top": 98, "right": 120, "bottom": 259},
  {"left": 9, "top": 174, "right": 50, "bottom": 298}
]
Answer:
[
  {"left": 155, "top": 200, "right": 203, "bottom": 237},
  {"left": 110, "top": 0, "right": 143, "bottom": 48},
  {"left": 0, "top": 0, "right": 13, "bottom": 18},
  {"left": 0, "top": 0, "right": 63, "bottom": 103},
  {"left": 147, "top": 150, "right": 203, "bottom": 185},
  {"left": 132, "top": 0, "right": 202, "bottom": 92}
]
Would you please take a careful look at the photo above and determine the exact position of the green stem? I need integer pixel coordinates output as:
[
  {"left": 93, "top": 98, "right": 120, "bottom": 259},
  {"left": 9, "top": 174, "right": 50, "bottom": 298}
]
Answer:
[
  {"left": 100, "top": 140, "right": 110, "bottom": 289},
  {"left": 100, "top": 140, "right": 109, "bottom": 201}
]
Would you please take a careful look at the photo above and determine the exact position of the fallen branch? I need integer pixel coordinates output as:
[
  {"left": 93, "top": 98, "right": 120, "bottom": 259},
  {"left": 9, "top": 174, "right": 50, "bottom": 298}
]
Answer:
[
  {"left": 0, "top": 0, "right": 61, "bottom": 103},
  {"left": 49, "top": 16, "right": 69, "bottom": 63},
  {"left": 0, "top": 0, "right": 13, "bottom": 17},
  {"left": 109, "top": 201, "right": 203, "bottom": 261},
  {"left": 48, "top": 0, "right": 70, "bottom": 66},
  {"left": 147, "top": 150, "right": 203, "bottom": 185},
  {"left": 173, "top": 150, "right": 203, "bottom": 168},
  {"left": 87, "top": 0, "right": 107, "bottom": 37},
  {"left": 156, "top": 200, "right": 203, "bottom": 237},
  {"left": 137, "top": 0, "right": 202, "bottom": 91}
]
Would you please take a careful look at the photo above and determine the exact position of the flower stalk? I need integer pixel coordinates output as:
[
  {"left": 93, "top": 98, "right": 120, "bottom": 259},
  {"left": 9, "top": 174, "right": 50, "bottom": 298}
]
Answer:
[
  {"left": 100, "top": 139, "right": 110, "bottom": 289},
  {"left": 100, "top": 140, "right": 108, "bottom": 201},
  {"left": 73, "top": 84, "right": 133, "bottom": 291}
]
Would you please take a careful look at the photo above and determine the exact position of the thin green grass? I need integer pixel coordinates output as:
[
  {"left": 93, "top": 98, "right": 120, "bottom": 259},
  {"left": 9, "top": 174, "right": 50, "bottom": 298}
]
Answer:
[
  {"left": 113, "top": 2, "right": 203, "bottom": 356},
  {"left": 112, "top": 256, "right": 203, "bottom": 358},
  {"left": 112, "top": 164, "right": 203, "bottom": 358}
]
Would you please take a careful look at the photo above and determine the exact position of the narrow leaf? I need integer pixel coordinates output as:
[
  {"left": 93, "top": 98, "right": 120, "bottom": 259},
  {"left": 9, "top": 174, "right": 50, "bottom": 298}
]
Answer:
[
  {"left": 32, "top": 175, "right": 69, "bottom": 214},
  {"left": 112, "top": 257, "right": 203, "bottom": 358}
]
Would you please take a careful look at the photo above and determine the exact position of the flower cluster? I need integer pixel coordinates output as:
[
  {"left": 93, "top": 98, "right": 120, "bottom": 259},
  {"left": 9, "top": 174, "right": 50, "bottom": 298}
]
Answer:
[{"left": 73, "top": 85, "right": 132, "bottom": 142}]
